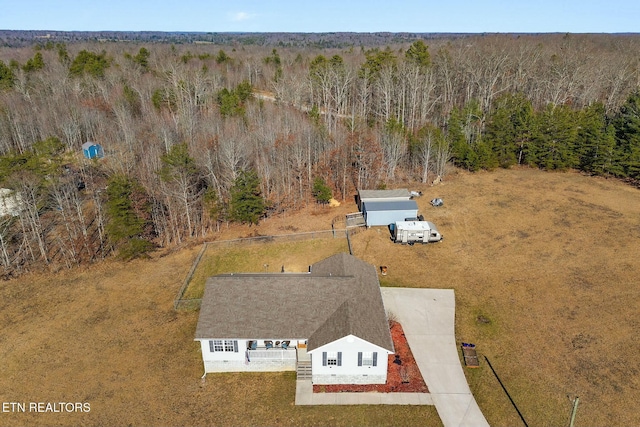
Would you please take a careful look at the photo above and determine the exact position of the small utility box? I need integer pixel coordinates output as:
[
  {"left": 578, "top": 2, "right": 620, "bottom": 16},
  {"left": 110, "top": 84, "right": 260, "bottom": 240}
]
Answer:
[{"left": 82, "top": 142, "right": 104, "bottom": 159}]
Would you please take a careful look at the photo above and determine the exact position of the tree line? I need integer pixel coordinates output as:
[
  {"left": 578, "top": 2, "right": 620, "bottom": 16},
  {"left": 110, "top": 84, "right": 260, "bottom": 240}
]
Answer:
[{"left": 0, "top": 33, "right": 639, "bottom": 274}]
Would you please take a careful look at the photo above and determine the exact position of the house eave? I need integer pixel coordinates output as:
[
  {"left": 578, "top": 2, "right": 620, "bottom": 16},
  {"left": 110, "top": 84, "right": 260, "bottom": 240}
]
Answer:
[{"left": 307, "top": 334, "right": 394, "bottom": 354}]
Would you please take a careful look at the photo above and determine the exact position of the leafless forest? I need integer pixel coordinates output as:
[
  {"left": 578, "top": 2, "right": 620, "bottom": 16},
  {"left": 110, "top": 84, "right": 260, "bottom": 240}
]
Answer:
[{"left": 0, "top": 33, "right": 639, "bottom": 274}]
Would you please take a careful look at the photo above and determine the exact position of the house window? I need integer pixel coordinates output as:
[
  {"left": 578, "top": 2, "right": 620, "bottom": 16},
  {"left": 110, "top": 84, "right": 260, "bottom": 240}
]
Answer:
[
  {"left": 209, "top": 339, "right": 238, "bottom": 353},
  {"left": 361, "top": 352, "right": 373, "bottom": 366},
  {"left": 322, "top": 351, "right": 342, "bottom": 366},
  {"left": 327, "top": 352, "right": 338, "bottom": 366},
  {"left": 211, "top": 340, "right": 224, "bottom": 352},
  {"left": 358, "top": 351, "right": 378, "bottom": 367}
]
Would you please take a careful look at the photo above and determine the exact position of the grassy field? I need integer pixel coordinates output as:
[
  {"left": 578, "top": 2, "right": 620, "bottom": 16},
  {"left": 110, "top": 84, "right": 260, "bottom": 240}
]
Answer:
[
  {"left": 349, "top": 168, "right": 640, "bottom": 427},
  {"left": 1, "top": 167, "right": 639, "bottom": 426},
  {"left": 183, "top": 236, "right": 350, "bottom": 299},
  {"left": 0, "top": 243, "right": 440, "bottom": 427}
]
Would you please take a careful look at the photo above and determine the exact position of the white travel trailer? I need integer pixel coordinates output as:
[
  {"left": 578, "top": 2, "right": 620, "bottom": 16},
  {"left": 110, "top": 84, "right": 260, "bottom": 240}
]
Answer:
[{"left": 392, "top": 221, "right": 442, "bottom": 244}]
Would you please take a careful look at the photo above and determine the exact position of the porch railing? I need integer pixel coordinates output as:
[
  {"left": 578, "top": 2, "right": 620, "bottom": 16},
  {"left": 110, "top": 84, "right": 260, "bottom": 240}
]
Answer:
[{"left": 247, "top": 349, "right": 296, "bottom": 361}]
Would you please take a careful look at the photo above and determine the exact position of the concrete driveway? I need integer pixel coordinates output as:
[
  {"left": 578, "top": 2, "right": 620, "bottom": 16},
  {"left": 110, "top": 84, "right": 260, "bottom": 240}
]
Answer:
[{"left": 381, "top": 288, "right": 489, "bottom": 427}]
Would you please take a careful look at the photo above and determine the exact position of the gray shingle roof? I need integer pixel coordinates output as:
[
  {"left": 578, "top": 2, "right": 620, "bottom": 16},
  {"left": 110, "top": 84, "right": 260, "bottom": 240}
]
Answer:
[
  {"left": 195, "top": 253, "right": 394, "bottom": 352},
  {"left": 358, "top": 189, "right": 410, "bottom": 200}
]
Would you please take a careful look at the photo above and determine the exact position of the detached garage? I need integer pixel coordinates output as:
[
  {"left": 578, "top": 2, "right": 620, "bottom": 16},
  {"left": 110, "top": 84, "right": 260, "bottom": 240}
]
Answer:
[{"left": 362, "top": 200, "right": 419, "bottom": 227}]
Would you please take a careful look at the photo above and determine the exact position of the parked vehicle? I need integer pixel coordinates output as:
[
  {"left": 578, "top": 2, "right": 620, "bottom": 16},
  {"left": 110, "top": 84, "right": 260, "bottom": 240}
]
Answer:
[
  {"left": 392, "top": 221, "right": 443, "bottom": 244},
  {"left": 430, "top": 198, "right": 444, "bottom": 207}
]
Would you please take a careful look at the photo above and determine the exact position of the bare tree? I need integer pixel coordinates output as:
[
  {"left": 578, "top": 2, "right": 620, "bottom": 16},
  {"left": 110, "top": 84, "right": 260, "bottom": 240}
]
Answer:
[{"left": 10, "top": 172, "right": 48, "bottom": 264}]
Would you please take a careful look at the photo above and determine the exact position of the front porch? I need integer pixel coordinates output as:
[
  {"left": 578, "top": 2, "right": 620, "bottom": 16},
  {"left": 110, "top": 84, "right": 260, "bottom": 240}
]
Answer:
[
  {"left": 241, "top": 339, "right": 309, "bottom": 373},
  {"left": 244, "top": 340, "right": 310, "bottom": 365},
  {"left": 246, "top": 348, "right": 297, "bottom": 363}
]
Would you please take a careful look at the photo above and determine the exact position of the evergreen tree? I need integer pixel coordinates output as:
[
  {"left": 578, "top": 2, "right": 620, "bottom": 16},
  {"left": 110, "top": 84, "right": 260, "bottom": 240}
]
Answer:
[
  {"left": 151, "top": 87, "right": 176, "bottom": 112},
  {"left": 312, "top": 177, "right": 332, "bottom": 204},
  {"left": 449, "top": 101, "right": 495, "bottom": 170},
  {"left": 235, "top": 80, "right": 253, "bottom": 102},
  {"left": 133, "top": 47, "right": 150, "bottom": 70},
  {"left": 216, "top": 88, "right": 242, "bottom": 117},
  {"left": 56, "top": 43, "right": 70, "bottom": 64},
  {"left": 216, "top": 81, "right": 253, "bottom": 117},
  {"left": 448, "top": 107, "right": 474, "bottom": 169},
  {"left": 215, "top": 49, "right": 231, "bottom": 64},
  {"left": 122, "top": 83, "right": 142, "bottom": 117},
  {"left": 22, "top": 52, "right": 45, "bottom": 73},
  {"left": 263, "top": 49, "right": 283, "bottom": 82},
  {"left": 613, "top": 90, "right": 640, "bottom": 179},
  {"left": 0, "top": 136, "right": 65, "bottom": 184},
  {"left": 309, "top": 54, "right": 328, "bottom": 84},
  {"left": 405, "top": 40, "right": 431, "bottom": 71},
  {"left": 359, "top": 47, "right": 397, "bottom": 80},
  {"left": 530, "top": 104, "right": 578, "bottom": 170},
  {"left": 484, "top": 92, "right": 534, "bottom": 167},
  {"left": 0, "top": 60, "right": 15, "bottom": 90},
  {"left": 69, "top": 50, "right": 110, "bottom": 78},
  {"left": 105, "top": 175, "right": 154, "bottom": 260},
  {"left": 159, "top": 143, "right": 198, "bottom": 182},
  {"left": 229, "top": 170, "right": 265, "bottom": 225},
  {"left": 576, "top": 103, "right": 617, "bottom": 176},
  {"left": 159, "top": 143, "right": 203, "bottom": 239}
]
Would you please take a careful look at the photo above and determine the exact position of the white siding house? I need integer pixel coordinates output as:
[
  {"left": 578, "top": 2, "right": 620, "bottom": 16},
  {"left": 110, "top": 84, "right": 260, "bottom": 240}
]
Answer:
[
  {"left": 194, "top": 253, "right": 395, "bottom": 384},
  {"left": 199, "top": 338, "right": 298, "bottom": 372},
  {"left": 310, "top": 335, "right": 390, "bottom": 385}
]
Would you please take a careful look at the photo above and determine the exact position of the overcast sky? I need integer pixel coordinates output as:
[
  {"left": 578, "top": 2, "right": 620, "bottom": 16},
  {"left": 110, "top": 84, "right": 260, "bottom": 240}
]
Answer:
[{"left": 0, "top": 0, "right": 638, "bottom": 33}]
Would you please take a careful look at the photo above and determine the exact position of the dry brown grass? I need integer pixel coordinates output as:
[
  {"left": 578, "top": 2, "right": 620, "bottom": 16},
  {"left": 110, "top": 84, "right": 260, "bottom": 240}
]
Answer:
[
  {"left": 1, "top": 167, "right": 638, "bottom": 426},
  {"left": 0, "top": 220, "right": 439, "bottom": 426},
  {"left": 184, "top": 237, "right": 350, "bottom": 299},
  {"left": 350, "top": 167, "right": 640, "bottom": 427}
]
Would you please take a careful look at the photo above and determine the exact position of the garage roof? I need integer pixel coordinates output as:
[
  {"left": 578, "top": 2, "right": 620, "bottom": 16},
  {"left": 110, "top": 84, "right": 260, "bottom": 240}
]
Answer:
[
  {"left": 358, "top": 189, "right": 411, "bottom": 200},
  {"left": 362, "top": 199, "right": 418, "bottom": 212}
]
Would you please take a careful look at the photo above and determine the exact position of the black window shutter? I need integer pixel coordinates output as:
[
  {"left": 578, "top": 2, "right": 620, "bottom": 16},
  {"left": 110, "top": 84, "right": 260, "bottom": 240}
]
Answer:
[
  {"left": 233, "top": 340, "right": 238, "bottom": 352},
  {"left": 373, "top": 352, "right": 378, "bottom": 366},
  {"left": 358, "top": 352, "right": 363, "bottom": 366},
  {"left": 337, "top": 352, "right": 342, "bottom": 366},
  {"left": 322, "top": 352, "right": 327, "bottom": 366},
  {"left": 209, "top": 340, "right": 214, "bottom": 352}
]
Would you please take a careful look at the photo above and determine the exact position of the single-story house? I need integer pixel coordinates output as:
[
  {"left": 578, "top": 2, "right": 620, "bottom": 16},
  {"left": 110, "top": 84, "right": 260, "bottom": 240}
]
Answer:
[
  {"left": 82, "top": 141, "right": 104, "bottom": 159},
  {"left": 195, "top": 253, "right": 395, "bottom": 385},
  {"left": 357, "top": 189, "right": 411, "bottom": 211},
  {"left": 362, "top": 199, "right": 419, "bottom": 227}
]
